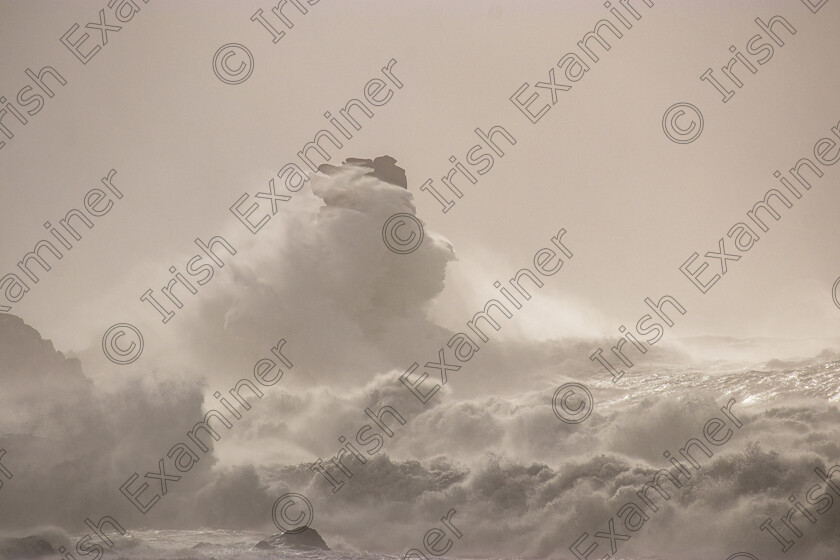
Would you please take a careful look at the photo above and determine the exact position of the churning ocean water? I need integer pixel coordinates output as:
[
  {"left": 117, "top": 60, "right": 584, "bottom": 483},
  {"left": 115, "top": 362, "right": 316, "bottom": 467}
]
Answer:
[
  {"left": 105, "top": 529, "right": 376, "bottom": 560},
  {"left": 64, "top": 356, "right": 840, "bottom": 560},
  {"left": 5, "top": 333, "right": 840, "bottom": 560}
]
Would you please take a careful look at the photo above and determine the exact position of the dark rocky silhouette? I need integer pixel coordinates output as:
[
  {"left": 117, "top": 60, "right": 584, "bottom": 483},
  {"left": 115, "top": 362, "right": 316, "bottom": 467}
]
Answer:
[
  {"left": 0, "top": 536, "right": 55, "bottom": 559},
  {"left": 319, "top": 155, "right": 407, "bottom": 189},
  {"left": 255, "top": 527, "right": 329, "bottom": 551}
]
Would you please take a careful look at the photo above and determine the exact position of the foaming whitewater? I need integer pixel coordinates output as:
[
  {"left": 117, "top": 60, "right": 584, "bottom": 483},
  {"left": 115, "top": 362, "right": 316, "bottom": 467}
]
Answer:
[
  {"left": 1, "top": 156, "right": 839, "bottom": 559},
  {"left": 3, "top": 309, "right": 840, "bottom": 559}
]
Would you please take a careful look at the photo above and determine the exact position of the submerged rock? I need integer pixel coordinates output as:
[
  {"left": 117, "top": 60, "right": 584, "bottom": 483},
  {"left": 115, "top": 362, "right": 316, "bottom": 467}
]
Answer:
[{"left": 255, "top": 528, "right": 329, "bottom": 551}]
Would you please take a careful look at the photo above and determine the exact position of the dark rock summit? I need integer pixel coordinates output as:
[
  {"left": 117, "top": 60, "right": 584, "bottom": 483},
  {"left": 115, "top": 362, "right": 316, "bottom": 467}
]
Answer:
[
  {"left": 255, "top": 528, "right": 330, "bottom": 551},
  {"left": 319, "top": 155, "right": 407, "bottom": 189}
]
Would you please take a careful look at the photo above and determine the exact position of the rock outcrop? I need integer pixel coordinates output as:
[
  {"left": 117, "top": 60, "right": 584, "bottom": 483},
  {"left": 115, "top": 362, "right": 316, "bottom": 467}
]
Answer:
[
  {"left": 0, "top": 536, "right": 55, "bottom": 559},
  {"left": 255, "top": 528, "right": 330, "bottom": 551}
]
